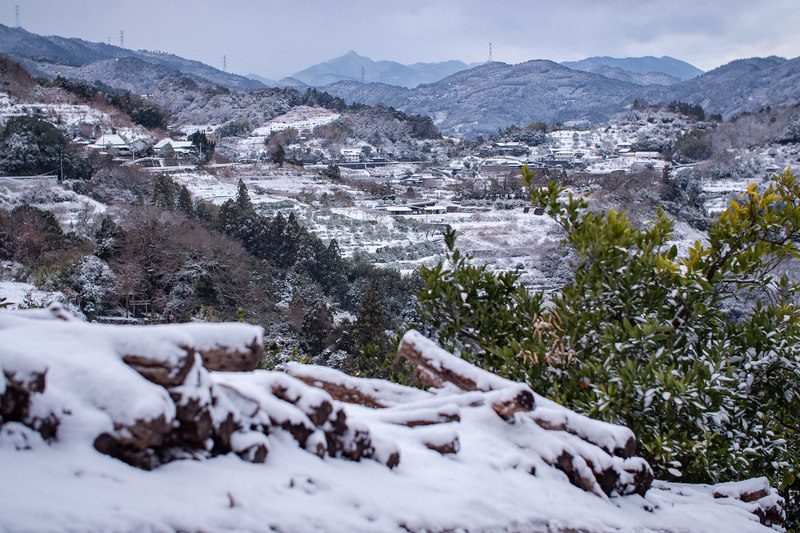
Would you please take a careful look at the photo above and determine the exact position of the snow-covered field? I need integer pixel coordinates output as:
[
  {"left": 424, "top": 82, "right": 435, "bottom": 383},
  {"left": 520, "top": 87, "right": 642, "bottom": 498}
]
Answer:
[{"left": 0, "top": 177, "right": 107, "bottom": 235}]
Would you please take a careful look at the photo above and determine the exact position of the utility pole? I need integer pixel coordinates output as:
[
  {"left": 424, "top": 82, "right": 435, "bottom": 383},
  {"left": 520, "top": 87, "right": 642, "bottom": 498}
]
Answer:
[
  {"left": 15, "top": 5, "right": 19, "bottom": 27},
  {"left": 120, "top": 30, "right": 124, "bottom": 48}
]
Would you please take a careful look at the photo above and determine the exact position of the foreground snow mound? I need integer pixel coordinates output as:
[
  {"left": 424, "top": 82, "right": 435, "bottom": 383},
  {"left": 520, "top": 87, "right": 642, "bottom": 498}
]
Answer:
[{"left": 0, "top": 308, "right": 784, "bottom": 532}]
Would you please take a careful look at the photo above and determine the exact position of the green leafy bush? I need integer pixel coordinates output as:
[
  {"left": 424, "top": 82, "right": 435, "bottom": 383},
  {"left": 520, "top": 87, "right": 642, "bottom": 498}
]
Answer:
[{"left": 417, "top": 167, "right": 800, "bottom": 492}]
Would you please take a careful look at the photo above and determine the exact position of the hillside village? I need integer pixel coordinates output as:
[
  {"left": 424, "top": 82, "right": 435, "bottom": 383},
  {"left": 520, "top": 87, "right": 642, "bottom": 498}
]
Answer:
[{"left": 2, "top": 71, "right": 799, "bottom": 293}]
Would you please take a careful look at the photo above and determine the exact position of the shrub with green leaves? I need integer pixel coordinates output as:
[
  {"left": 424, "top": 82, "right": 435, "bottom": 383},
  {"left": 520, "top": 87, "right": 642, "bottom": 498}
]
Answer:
[{"left": 417, "top": 167, "right": 800, "bottom": 493}]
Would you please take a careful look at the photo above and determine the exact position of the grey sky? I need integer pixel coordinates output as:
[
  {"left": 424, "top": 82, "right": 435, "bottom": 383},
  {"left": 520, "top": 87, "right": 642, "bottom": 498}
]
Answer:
[{"left": 8, "top": 0, "right": 800, "bottom": 80}]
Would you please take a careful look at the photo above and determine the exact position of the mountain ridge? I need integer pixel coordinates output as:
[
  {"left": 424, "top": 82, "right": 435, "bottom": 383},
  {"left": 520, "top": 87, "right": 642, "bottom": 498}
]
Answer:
[
  {"left": 3, "top": 24, "right": 799, "bottom": 139},
  {"left": 320, "top": 55, "right": 800, "bottom": 136},
  {"left": 561, "top": 55, "right": 703, "bottom": 82},
  {"left": 0, "top": 23, "right": 264, "bottom": 92},
  {"left": 289, "top": 50, "right": 472, "bottom": 88}
]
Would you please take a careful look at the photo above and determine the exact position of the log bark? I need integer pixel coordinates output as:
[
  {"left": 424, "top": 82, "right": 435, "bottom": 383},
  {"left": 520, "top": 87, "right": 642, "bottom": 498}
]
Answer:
[
  {"left": 376, "top": 405, "right": 461, "bottom": 427},
  {"left": 528, "top": 409, "right": 637, "bottom": 459},
  {"left": 1, "top": 369, "right": 46, "bottom": 422},
  {"left": 286, "top": 372, "right": 386, "bottom": 408},
  {"left": 491, "top": 386, "right": 535, "bottom": 421},
  {"left": 424, "top": 436, "right": 459, "bottom": 455},
  {"left": 122, "top": 347, "right": 195, "bottom": 388},
  {"left": 198, "top": 337, "right": 263, "bottom": 372},
  {"left": 397, "top": 332, "right": 489, "bottom": 392}
]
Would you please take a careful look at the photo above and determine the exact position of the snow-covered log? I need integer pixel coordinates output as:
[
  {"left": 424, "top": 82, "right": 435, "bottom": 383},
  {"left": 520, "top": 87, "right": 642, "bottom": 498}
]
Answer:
[
  {"left": 0, "top": 305, "right": 394, "bottom": 472},
  {"left": 285, "top": 361, "right": 431, "bottom": 407},
  {"left": 398, "top": 329, "right": 637, "bottom": 458},
  {"left": 395, "top": 329, "right": 650, "bottom": 497},
  {"left": 176, "top": 323, "right": 264, "bottom": 372},
  {"left": 397, "top": 329, "right": 513, "bottom": 392},
  {"left": 711, "top": 477, "right": 785, "bottom": 527},
  {"left": 370, "top": 403, "right": 461, "bottom": 427}
]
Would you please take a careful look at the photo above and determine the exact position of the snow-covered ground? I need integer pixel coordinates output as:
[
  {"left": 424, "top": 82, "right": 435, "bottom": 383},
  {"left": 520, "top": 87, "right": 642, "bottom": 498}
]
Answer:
[
  {"left": 0, "top": 91, "right": 151, "bottom": 146},
  {"left": 212, "top": 106, "right": 342, "bottom": 161},
  {"left": 0, "top": 279, "right": 68, "bottom": 309},
  {"left": 0, "top": 91, "right": 107, "bottom": 129},
  {"left": 249, "top": 106, "right": 340, "bottom": 137},
  {"left": 0, "top": 176, "right": 106, "bottom": 235}
]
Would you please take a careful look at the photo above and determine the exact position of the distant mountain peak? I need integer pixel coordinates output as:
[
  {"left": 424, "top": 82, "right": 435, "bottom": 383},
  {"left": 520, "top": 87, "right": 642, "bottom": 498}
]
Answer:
[
  {"left": 561, "top": 56, "right": 704, "bottom": 84},
  {"left": 289, "top": 52, "right": 471, "bottom": 89}
]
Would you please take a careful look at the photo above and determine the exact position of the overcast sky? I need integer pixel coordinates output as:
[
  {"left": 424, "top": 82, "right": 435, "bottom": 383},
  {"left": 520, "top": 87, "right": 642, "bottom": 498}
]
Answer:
[{"left": 7, "top": 1, "right": 800, "bottom": 80}]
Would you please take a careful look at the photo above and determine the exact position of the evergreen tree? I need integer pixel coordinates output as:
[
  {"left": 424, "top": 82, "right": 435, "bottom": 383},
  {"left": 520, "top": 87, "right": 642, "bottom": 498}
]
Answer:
[
  {"left": 188, "top": 130, "right": 215, "bottom": 163},
  {"left": 301, "top": 301, "right": 333, "bottom": 357},
  {"left": 353, "top": 285, "right": 388, "bottom": 353},
  {"left": 152, "top": 174, "right": 176, "bottom": 210},
  {"left": 178, "top": 185, "right": 193, "bottom": 217},
  {"left": 235, "top": 179, "right": 254, "bottom": 214}
]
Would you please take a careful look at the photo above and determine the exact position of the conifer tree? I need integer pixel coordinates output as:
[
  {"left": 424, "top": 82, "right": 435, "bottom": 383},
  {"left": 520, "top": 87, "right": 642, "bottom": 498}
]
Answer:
[
  {"left": 152, "top": 174, "right": 176, "bottom": 211},
  {"left": 235, "top": 179, "right": 253, "bottom": 214},
  {"left": 353, "top": 285, "right": 388, "bottom": 353},
  {"left": 301, "top": 301, "right": 333, "bottom": 356},
  {"left": 178, "top": 185, "right": 193, "bottom": 217}
]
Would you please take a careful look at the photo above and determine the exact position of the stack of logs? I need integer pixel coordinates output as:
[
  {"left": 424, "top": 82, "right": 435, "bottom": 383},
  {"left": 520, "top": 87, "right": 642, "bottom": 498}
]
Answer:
[
  {"left": 0, "top": 308, "right": 786, "bottom": 526},
  {"left": 0, "top": 305, "right": 397, "bottom": 470},
  {"left": 289, "top": 329, "right": 653, "bottom": 498}
]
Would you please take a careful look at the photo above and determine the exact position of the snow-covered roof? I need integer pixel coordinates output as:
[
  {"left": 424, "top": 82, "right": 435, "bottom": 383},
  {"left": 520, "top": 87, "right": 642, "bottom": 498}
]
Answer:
[
  {"left": 155, "top": 138, "right": 195, "bottom": 152},
  {"left": 93, "top": 133, "right": 128, "bottom": 147}
]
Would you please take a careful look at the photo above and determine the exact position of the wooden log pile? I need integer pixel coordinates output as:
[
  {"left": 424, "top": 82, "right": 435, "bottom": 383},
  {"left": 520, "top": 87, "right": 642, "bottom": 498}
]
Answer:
[
  {"left": 0, "top": 305, "right": 398, "bottom": 471},
  {"left": 286, "top": 329, "right": 654, "bottom": 498},
  {"left": 0, "top": 307, "right": 784, "bottom": 526}
]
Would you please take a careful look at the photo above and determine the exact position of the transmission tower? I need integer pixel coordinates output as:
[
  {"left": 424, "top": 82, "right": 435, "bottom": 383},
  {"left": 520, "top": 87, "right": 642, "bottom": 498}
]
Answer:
[
  {"left": 223, "top": 55, "right": 227, "bottom": 72},
  {"left": 15, "top": 5, "right": 19, "bottom": 27},
  {"left": 120, "top": 30, "right": 124, "bottom": 48},
  {"left": 489, "top": 42, "right": 492, "bottom": 62}
]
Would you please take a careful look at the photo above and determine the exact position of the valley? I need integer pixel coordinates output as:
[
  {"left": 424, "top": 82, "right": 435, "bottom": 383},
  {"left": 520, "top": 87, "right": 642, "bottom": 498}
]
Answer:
[{"left": 0, "top": 17, "right": 799, "bottom": 532}]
